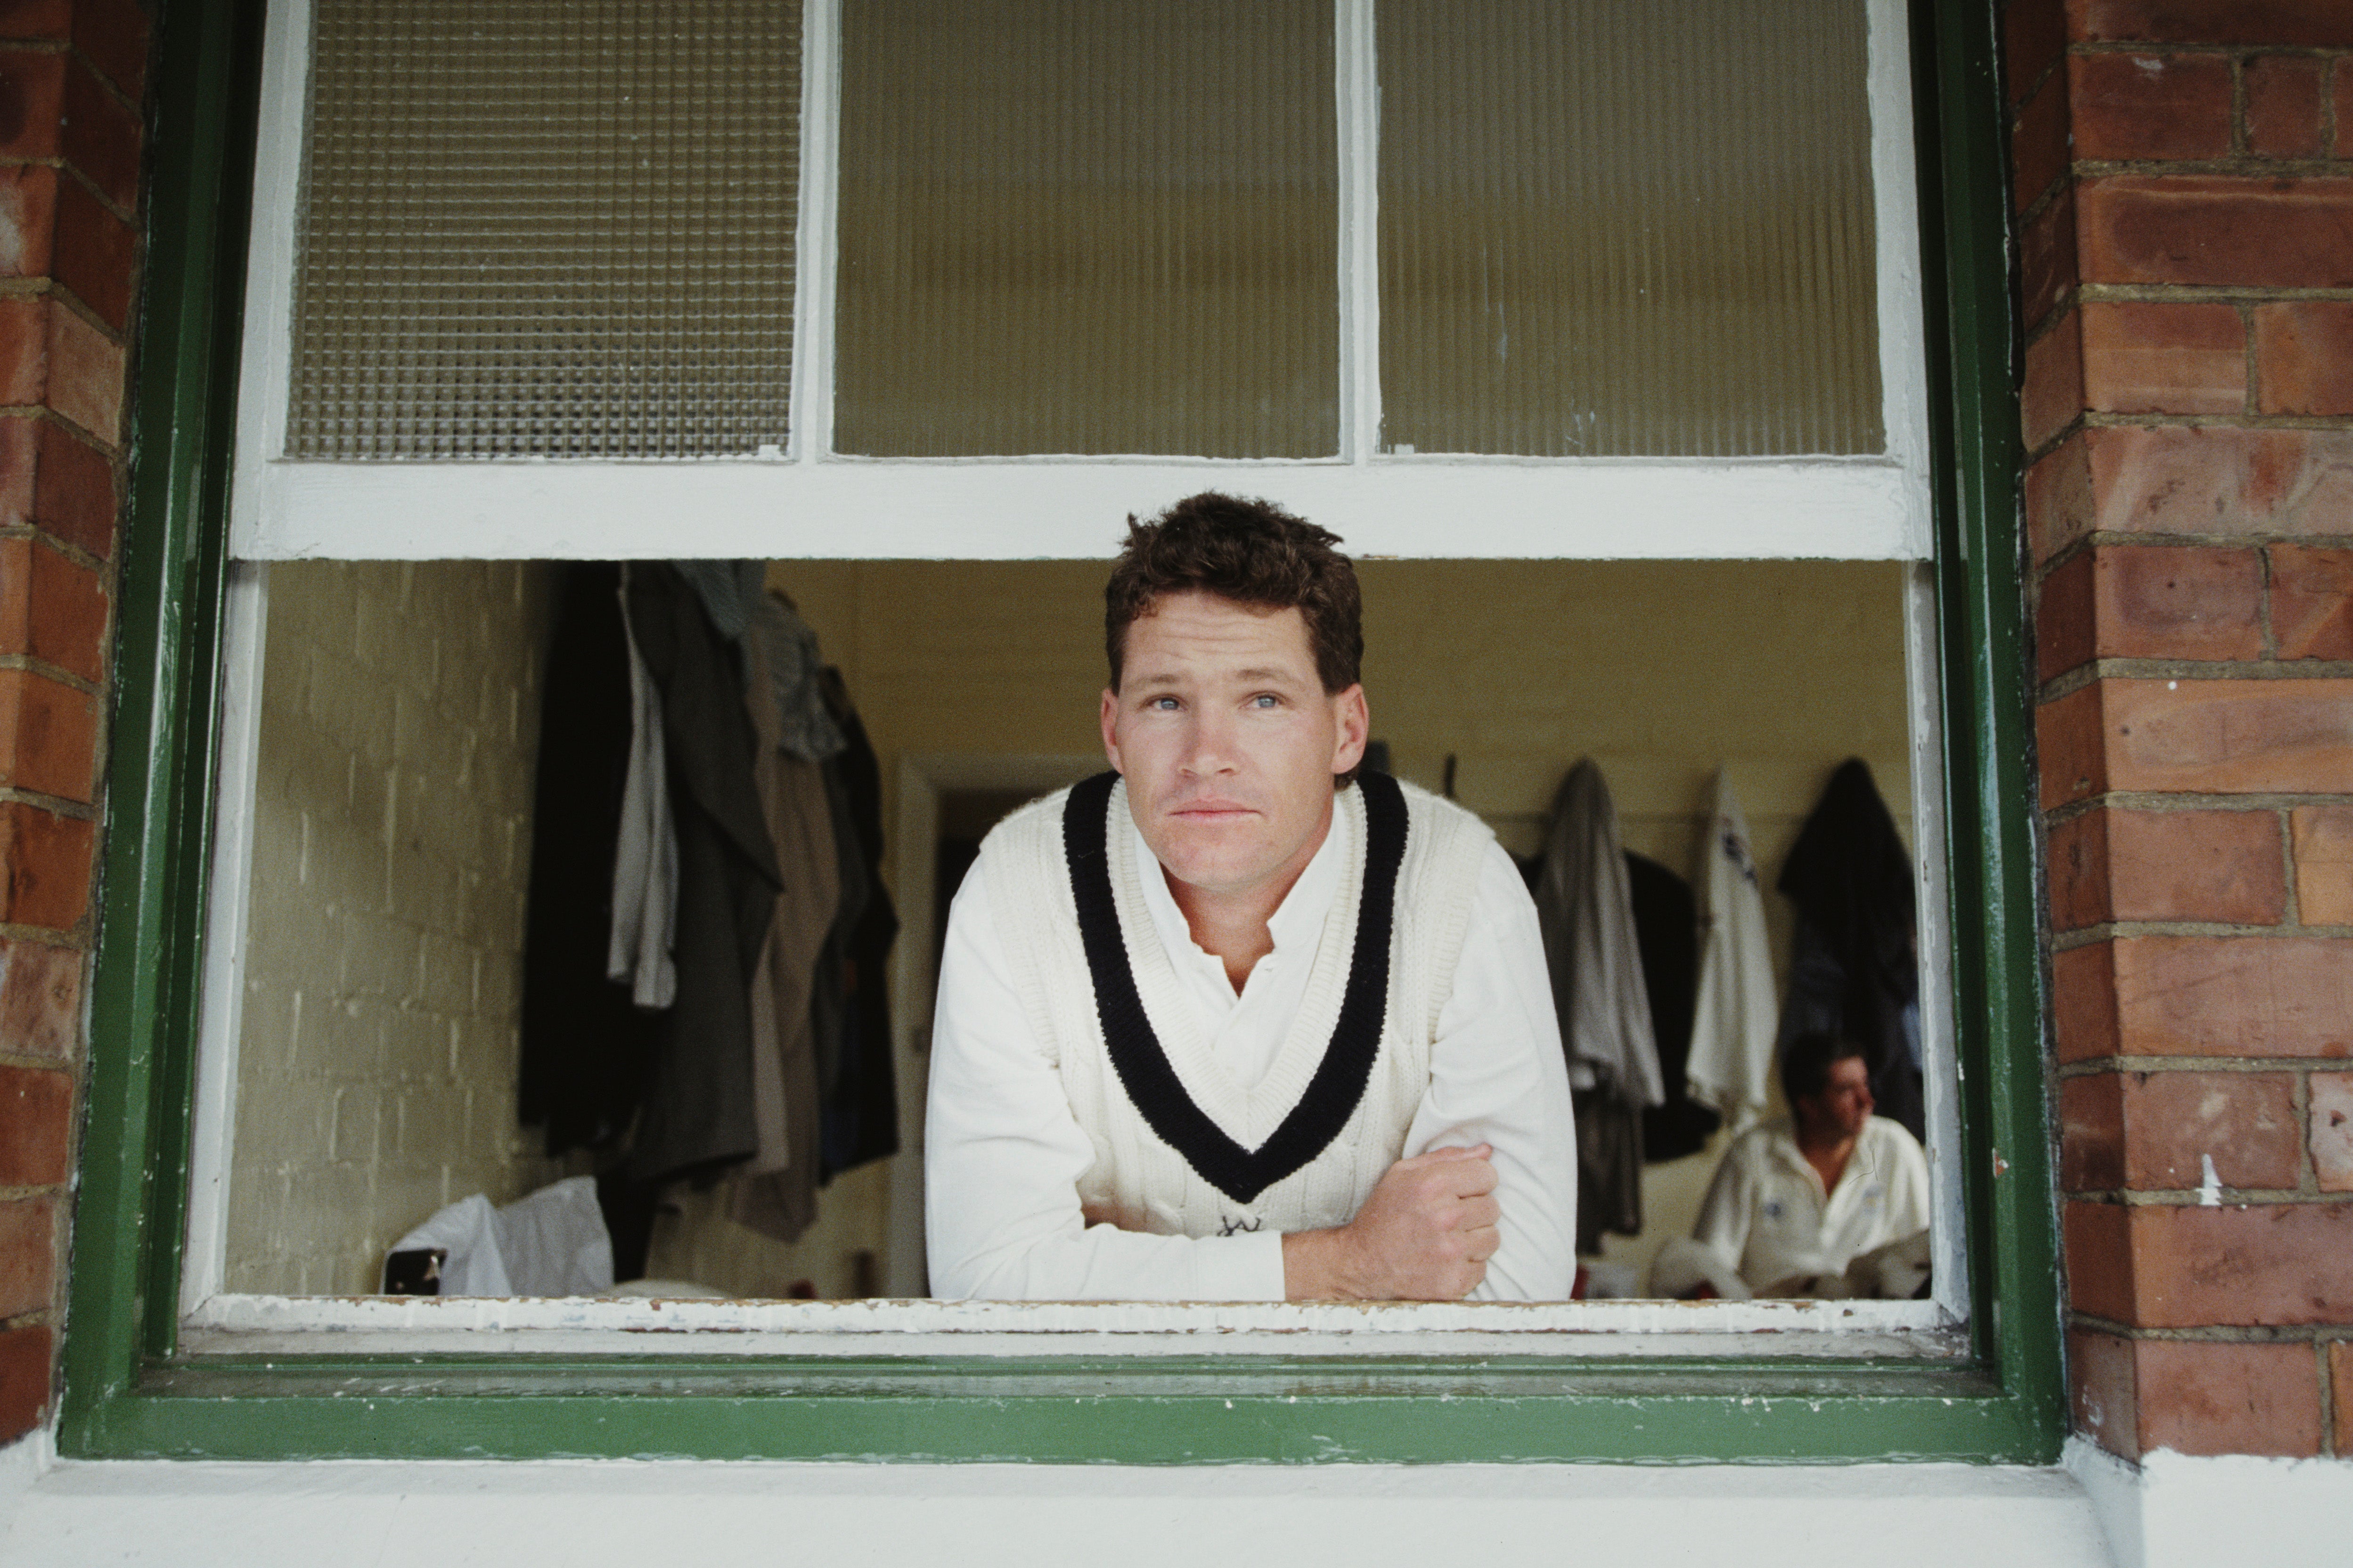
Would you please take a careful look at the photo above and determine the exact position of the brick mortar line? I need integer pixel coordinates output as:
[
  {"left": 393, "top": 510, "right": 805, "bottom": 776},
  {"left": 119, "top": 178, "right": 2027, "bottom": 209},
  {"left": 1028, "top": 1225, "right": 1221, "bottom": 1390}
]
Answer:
[
  {"left": 2067, "top": 43, "right": 2353, "bottom": 60},
  {"left": 2078, "top": 282, "right": 2353, "bottom": 304},
  {"left": 2046, "top": 916, "right": 2353, "bottom": 942},
  {"left": 0, "top": 654, "right": 103, "bottom": 699},
  {"left": 0, "top": 404, "right": 127, "bottom": 470},
  {"left": 2012, "top": 53, "right": 2063, "bottom": 114},
  {"left": 2296, "top": 1068, "right": 2317, "bottom": 1196},
  {"left": 2040, "top": 790, "right": 2353, "bottom": 818},
  {"left": 66, "top": 43, "right": 144, "bottom": 120},
  {"left": 2028, "top": 532, "right": 2353, "bottom": 600},
  {"left": 2067, "top": 1312, "right": 2352, "bottom": 1346},
  {"left": 2055, "top": 1056, "right": 2353, "bottom": 1077},
  {"left": 2024, "top": 411, "right": 2087, "bottom": 471},
  {"left": 2282, "top": 808, "right": 2305, "bottom": 924},
  {"left": 2014, "top": 170, "right": 2072, "bottom": 240},
  {"left": 0, "top": 278, "right": 129, "bottom": 352},
  {"left": 2070, "top": 1188, "right": 2350, "bottom": 1208},
  {"left": 0, "top": 923, "right": 84, "bottom": 949},
  {"left": 0, "top": 152, "right": 138, "bottom": 232},
  {"left": 2021, "top": 293, "right": 2079, "bottom": 353},
  {"left": 0, "top": 785, "right": 98, "bottom": 821},
  {"left": 2323, "top": 1336, "right": 2340, "bottom": 1459},
  {"left": 0, "top": 524, "right": 113, "bottom": 581},
  {"left": 2074, "top": 155, "right": 2353, "bottom": 178},
  {"left": 2037, "top": 656, "right": 2353, "bottom": 687},
  {"left": 0, "top": 1050, "right": 77, "bottom": 1076},
  {"left": 60, "top": 157, "right": 139, "bottom": 234},
  {"left": 2231, "top": 52, "right": 2250, "bottom": 159},
  {"left": 2037, "top": 662, "right": 2100, "bottom": 702},
  {"left": 2083, "top": 410, "right": 2353, "bottom": 433},
  {"left": 0, "top": 1312, "right": 53, "bottom": 1337}
]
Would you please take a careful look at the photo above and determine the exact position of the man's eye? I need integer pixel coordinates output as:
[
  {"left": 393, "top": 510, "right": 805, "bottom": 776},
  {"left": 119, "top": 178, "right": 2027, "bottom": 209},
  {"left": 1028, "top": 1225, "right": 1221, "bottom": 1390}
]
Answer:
[
  {"left": 1250, "top": 694, "right": 1279, "bottom": 708},
  {"left": 1148, "top": 696, "right": 1180, "bottom": 711}
]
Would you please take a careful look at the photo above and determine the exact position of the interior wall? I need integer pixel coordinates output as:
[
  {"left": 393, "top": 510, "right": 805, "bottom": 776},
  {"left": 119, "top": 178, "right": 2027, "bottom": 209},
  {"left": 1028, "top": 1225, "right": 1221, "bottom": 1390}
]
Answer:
[
  {"left": 779, "top": 556, "right": 1916, "bottom": 1288},
  {"left": 226, "top": 561, "right": 575, "bottom": 1295}
]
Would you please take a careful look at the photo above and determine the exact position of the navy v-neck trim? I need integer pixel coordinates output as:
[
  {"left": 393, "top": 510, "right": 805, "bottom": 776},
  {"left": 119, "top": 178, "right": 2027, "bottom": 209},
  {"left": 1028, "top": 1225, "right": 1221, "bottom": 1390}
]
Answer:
[{"left": 1062, "top": 771, "right": 1407, "bottom": 1205}]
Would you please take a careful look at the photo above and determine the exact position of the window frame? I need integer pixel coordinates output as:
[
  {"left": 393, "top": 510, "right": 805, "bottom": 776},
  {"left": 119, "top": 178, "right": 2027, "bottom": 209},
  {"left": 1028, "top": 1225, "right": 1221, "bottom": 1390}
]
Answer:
[
  {"left": 60, "top": 0, "right": 2061, "bottom": 1463},
  {"left": 228, "top": 0, "right": 1934, "bottom": 560}
]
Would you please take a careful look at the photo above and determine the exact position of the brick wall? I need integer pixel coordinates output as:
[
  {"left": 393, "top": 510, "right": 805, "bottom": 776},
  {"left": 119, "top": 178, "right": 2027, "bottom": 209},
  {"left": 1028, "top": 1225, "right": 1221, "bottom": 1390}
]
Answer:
[
  {"left": 0, "top": 0, "right": 146, "bottom": 1445},
  {"left": 2010, "top": 0, "right": 2353, "bottom": 1460},
  {"left": 225, "top": 561, "right": 581, "bottom": 1296}
]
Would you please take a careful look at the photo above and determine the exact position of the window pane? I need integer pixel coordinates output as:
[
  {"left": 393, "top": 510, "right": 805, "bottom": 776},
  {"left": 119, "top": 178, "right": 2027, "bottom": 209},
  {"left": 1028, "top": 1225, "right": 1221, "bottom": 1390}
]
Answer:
[
  {"left": 287, "top": 0, "right": 801, "bottom": 459},
  {"left": 833, "top": 0, "right": 1338, "bottom": 457},
  {"left": 1378, "top": 0, "right": 1882, "bottom": 457}
]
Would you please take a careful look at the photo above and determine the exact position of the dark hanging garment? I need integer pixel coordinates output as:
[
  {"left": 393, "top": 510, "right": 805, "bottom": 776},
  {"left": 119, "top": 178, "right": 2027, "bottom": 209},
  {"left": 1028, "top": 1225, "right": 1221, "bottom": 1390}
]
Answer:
[
  {"left": 814, "top": 670, "right": 900, "bottom": 1180},
  {"left": 1627, "top": 852, "right": 1717, "bottom": 1163},
  {"left": 619, "top": 565, "right": 783, "bottom": 1187},
  {"left": 1775, "top": 758, "right": 1924, "bottom": 1141},
  {"left": 520, "top": 563, "right": 657, "bottom": 1155}
]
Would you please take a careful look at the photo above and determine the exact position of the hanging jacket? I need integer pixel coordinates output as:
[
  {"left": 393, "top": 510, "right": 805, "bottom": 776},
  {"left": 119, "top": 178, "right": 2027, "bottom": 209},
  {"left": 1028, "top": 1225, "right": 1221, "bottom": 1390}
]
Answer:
[
  {"left": 619, "top": 564, "right": 783, "bottom": 1186},
  {"left": 1775, "top": 758, "right": 1923, "bottom": 1142},
  {"left": 1685, "top": 769, "right": 1780, "bottom": 1131}
]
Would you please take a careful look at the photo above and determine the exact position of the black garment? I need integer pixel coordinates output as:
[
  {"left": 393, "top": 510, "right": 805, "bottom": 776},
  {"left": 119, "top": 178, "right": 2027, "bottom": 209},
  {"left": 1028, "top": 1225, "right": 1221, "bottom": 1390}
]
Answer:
[
  {"left": 519, "top": 563, "right": 657, "bottom": 1155},
  {"left": 620, "top": 565, "right": 783, "bottom": 1187},
  {"left": 1627, "top": 852, "right": 1718, "bottom": 1163},
  {"left": 814, "top": 669, "right": 901, "bottom": 1180},
  {"left": 1572, "top": 1089, "right": 1643, "bottom": 1253},
  {"left": 1776, "top": 759, "right": 1924, "bottom": 1141}
]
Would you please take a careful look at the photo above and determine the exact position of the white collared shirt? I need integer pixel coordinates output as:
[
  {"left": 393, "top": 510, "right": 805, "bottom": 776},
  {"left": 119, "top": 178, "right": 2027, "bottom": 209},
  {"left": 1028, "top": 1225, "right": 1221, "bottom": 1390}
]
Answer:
[
  {"left": 1691, "top": 1115, "right": 1931, "bottom": 1294},
  {"left": 925, "top": 800, "right": 1578, "bottom": 1301}
]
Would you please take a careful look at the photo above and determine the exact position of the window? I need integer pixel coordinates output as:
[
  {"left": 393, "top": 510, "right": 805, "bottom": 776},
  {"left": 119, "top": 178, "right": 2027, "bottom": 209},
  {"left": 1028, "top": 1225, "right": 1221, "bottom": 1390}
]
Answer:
[{"left": 60, "top": 0, "right": 2064, "bottom": 1463}]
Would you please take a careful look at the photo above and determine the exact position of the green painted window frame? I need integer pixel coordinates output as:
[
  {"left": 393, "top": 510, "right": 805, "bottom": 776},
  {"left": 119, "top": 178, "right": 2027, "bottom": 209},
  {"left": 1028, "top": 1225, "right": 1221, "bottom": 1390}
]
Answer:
[{"left": 60, "top": 0, "right": 2057, "bottom": 1464}]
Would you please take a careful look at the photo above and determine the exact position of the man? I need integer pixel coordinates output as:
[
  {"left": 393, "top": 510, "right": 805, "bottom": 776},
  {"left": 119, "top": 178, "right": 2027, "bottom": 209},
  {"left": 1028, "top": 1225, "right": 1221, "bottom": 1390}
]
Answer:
[
  {"left": 1671, "top": 1032, "right": 1930, "bottom": 1299},
  {"left": 925, "top": 494, "right": 1577, "bottom": 1301}
]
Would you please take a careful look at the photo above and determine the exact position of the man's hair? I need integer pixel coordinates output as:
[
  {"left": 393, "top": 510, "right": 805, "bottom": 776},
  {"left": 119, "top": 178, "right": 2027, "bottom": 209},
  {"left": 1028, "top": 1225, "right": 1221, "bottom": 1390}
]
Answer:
[
  {"left": 1781, "top": 1032, "right": 1869, "bottom": 1107},
  {"left": 1103, "top": 492, "right": 1363, "bottom": 696}
]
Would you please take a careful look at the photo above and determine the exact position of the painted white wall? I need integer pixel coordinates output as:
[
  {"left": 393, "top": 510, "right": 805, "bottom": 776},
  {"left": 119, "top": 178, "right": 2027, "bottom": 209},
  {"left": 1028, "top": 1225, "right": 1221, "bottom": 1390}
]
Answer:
[
  {"left": 11, "top": 1428, "right": 2353, "bottom": 1567},
  {"left": 0, "top": 1442, "right": 2110, "bottom": 1568}
]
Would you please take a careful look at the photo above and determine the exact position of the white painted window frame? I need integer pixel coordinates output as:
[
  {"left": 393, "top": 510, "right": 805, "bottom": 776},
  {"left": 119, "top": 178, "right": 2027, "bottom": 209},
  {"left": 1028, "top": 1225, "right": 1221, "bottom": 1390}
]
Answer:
[
  {"left": 225, "top": 0, "right": 1933, "bottom": 563},
  {"left": 182, "top": 0, "right": 1968, "bottom": 1356}
]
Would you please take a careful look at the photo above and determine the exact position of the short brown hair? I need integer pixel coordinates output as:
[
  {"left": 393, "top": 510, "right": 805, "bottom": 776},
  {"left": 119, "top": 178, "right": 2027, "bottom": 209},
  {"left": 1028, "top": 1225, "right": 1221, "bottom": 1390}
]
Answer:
[{"left": 1103, "top": 492, "right": 1363, "bottom": 696}]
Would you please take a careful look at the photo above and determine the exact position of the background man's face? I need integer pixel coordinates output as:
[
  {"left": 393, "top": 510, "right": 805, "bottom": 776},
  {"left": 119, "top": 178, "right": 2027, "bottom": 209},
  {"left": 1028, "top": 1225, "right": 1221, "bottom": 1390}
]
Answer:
[
  {"left": 1799, "top": 1056, "right": 1875, "bottom": 1144},
  {"left": 1100, "top": 589, "right": 1368, "bottom": 901}
]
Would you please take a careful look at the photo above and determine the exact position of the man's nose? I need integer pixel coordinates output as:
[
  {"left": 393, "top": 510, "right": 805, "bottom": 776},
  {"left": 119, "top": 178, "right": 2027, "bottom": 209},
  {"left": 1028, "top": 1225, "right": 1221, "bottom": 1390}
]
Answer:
[{"left": 1181, "top": 710, "right": 1240, "bottom": 776}]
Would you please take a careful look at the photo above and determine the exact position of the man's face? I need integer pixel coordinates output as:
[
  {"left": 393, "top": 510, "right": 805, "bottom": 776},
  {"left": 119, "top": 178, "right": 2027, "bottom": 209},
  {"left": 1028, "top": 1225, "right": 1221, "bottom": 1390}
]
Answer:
[
  {"left": 1798, "top": 1056, "right": 1875, "bottom": 1143},
  {"left": 1100, "top": 590, "right": 1368, "bottom": 901}
]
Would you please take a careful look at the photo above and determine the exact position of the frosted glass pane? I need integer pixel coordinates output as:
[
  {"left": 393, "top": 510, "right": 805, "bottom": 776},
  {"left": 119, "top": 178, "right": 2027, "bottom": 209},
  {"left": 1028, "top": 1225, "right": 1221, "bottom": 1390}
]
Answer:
[
  {"left": 1379, "top": 0, "right": 1882, "bottom": 457},
  {"left": 834, "top": 0, "right": 1337, "bottom": 457},
  {"left": 288, "top": 1, "right": 801, "bottom": 459}
]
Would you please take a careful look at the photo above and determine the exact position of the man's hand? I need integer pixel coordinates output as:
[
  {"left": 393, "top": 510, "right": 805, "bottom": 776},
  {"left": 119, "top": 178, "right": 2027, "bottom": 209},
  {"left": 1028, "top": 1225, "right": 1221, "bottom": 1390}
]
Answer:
[{"left": 1281, "top": 1144, "right": 1500, "bottom": 1301}]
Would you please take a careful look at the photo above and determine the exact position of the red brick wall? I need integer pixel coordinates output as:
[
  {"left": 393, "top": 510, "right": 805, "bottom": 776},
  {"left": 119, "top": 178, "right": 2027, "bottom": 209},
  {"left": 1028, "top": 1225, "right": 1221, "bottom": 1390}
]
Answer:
[
  {"left": 0, "top": 0, "right": 146, "bottom": 1445},
  {"left": 2011, "top": 0, "right": 2353, "bottom": 1460}
]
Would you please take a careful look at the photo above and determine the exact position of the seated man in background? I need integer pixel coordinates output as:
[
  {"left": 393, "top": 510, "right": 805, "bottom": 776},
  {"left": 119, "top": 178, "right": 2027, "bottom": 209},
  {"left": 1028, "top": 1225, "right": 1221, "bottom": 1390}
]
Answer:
[
  {"left": 1656, "top": 1032, "right": 1930, "bottom": 1300},
  {"left": 924, "top": 493, "right": 1577, "bottom": 1302}
]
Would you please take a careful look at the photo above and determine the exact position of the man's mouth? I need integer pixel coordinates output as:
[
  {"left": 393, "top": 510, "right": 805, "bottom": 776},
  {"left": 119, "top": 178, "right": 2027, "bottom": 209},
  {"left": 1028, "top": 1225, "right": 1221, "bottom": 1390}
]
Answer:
[{"left": 1170, "top": 798, "right": 1255, "bottom": 820}]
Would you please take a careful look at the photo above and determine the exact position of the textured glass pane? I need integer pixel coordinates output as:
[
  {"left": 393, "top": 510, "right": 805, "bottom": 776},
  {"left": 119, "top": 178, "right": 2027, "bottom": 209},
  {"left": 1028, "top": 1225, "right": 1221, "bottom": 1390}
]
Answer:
[
  {"left": 834, "top": 0, "right": 1337, "bottom": 457},
  {"left": 288, "top": 1, "right": 800, "bottom": 459},
  {"left": 1379, "top": 0, "right": 1882, "bottom": 457}
]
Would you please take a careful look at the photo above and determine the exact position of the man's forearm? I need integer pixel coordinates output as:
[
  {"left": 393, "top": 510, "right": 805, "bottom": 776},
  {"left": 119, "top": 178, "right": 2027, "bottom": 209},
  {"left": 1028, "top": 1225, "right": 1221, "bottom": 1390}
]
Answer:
[{"left": 1280, "top": 1227, "right": 1362, "bottom": 1301}]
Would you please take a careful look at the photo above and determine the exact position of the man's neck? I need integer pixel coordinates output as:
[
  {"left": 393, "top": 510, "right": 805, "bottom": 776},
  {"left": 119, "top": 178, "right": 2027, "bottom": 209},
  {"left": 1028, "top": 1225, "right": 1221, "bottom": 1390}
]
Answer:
[
  {"left": 1162, "top": 807, "right": 1334, "bottom": 994},
  {"left": 1795, "top": 1121, "right": 1859, "bottom": 1195}
]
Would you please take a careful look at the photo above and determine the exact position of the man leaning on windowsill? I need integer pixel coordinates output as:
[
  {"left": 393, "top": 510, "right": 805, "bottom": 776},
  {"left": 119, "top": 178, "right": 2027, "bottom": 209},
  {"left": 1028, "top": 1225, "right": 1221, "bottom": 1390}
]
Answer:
[{"left": 923, "top": 493, "right": 1578, "bottom": 1302}]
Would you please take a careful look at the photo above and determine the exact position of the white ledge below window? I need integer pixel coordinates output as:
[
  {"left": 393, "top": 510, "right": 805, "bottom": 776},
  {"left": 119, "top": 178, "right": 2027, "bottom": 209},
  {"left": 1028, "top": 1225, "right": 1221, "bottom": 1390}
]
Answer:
[{"left": 179, "top": 1292, "right": 1965, "bottom": 1360}]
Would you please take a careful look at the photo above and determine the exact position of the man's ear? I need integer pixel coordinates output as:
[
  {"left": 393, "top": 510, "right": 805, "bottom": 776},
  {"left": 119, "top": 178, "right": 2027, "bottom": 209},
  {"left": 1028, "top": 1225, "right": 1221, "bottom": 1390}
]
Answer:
[
  {"left": 1099, "top": 686, "right": 1122, "bottom": 773},
  {"left": 1330, "top": 683, "right": 1369, "bottom": 776}
]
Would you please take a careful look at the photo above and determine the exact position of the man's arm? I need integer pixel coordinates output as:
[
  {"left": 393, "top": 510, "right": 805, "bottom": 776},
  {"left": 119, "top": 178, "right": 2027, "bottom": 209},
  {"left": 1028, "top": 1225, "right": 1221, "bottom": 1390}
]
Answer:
[
  {"left": 1389, "top": 841, "right": 1581, "bottom": 1301},
  {"left": 925, "top": 863, "right": 1288, "bottom": 1301}
]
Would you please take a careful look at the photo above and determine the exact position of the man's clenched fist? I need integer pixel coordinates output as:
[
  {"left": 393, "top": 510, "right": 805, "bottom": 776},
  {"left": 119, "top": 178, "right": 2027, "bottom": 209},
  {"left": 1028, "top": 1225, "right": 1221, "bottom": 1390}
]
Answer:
[{"left": 1281, "top": 1144, "right": 1501, "bottom": 1301}]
